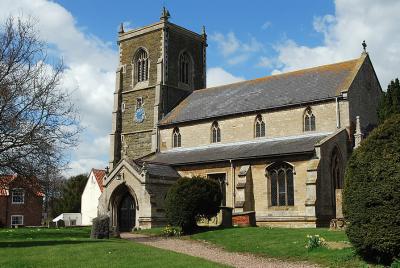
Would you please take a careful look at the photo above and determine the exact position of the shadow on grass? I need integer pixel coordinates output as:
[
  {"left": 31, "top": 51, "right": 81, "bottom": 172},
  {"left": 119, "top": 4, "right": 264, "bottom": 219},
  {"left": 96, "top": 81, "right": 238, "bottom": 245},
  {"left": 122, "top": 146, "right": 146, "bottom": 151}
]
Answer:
[{"left": 0, "top": 239, "right": 105, "bottom": 248}]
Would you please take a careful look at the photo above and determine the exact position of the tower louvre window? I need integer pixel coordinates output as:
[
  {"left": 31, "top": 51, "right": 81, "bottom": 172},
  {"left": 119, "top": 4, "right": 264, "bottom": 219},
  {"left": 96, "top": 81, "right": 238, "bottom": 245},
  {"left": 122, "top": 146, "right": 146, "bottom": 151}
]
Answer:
[
  {"left": 179, "top": 52, "right": 191, "bottom": 85},
  {"left": 135, "top": 49, "right": 148, "bottom": 82}
]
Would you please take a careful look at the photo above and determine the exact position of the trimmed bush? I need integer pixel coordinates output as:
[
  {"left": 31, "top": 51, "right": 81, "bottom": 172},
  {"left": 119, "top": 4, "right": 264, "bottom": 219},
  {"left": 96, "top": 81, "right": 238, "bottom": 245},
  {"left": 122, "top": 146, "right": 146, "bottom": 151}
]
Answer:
[
  {"left": 343, "top": 115, "right": 400, "bottom": 264},
  {"left": 90, "top": 215, "right": 110, "bottom": 239},
  {"left": 165, "top": 176, "right": 222, "bottom": 233}
]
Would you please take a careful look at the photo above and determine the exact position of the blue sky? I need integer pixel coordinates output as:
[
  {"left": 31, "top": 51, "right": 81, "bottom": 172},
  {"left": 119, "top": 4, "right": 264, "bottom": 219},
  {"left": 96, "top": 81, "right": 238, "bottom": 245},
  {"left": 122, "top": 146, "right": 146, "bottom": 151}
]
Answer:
[{"left": 1, "top": 0, "right": 399, "bottom": 176}]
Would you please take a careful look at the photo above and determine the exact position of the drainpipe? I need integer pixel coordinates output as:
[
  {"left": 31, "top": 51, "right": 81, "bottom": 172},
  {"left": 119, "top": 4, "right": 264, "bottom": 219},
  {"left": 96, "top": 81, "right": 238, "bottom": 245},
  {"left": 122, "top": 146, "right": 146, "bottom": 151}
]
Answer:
[
  {"left": 229, "top": 159, "right": 235, "bottom": 210},
  {"left": 335, "top": 97, "right": 341, "bottom": 129}
]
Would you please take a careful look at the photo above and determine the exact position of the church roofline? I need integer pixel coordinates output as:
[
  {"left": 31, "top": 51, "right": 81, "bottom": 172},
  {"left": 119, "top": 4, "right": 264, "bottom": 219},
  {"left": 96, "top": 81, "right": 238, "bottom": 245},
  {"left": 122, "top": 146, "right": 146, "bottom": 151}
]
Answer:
[{"left": 159, "top": 55, "right": 371, "bottom": 126}]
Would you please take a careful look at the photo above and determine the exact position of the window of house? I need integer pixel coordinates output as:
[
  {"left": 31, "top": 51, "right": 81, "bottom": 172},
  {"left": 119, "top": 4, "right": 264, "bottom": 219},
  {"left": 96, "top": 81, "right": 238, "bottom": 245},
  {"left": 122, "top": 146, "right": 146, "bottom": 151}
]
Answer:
[
  {"left": 304, "top": 107, "right": 316, "bottom": 132},
  {"left": 135, "top": 49, "right": 148, "bottom": 82},
  {"left": 11, "top": 189, "right": 24, "bottom": 204},
  {"left": 179, "top": 52, "right": 191, "bottom": 85},
  {"left": 70, "top": 219, "right": 76, "bottom": 226},
  {"left": 255, "top": 114, "right": 266, "bottom": 138},
  {"left": 211, "top": 121, "right": 221, "bottom": 143},
  {"left": 11, "top": 215, "right": 23, "bottom": 226},
  {"left": 267, "top": 163, "right": 294, "bottom": 206},
  {"left": 172, "top": 127, "right": 181, "bottom": 148}
]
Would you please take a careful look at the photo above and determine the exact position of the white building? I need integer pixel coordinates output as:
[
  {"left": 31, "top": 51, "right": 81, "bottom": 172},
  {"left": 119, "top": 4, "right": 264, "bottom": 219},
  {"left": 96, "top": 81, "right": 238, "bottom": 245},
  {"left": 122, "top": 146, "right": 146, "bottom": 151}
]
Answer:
[
  {"left": 53, "top": 213, "right": 82, "bottom": 227},
  {"left": 81, "top": 169, "right": 105, "bottom": 225}
]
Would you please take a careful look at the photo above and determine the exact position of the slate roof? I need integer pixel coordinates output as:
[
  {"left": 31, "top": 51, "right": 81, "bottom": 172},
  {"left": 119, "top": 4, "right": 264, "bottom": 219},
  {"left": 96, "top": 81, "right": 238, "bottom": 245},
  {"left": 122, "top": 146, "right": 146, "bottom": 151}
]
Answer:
[
  {"left": 126, "top": 159, "right": 180, "bottom": 178},
  {"left": 160, "top": 55, "right": 366, "bottom": 126},
  {"left": 146, "top": 133, "right": 329, "bottom": 166},
  {"left": 91, "top": 169, "right": 106, "bottom": 192}
]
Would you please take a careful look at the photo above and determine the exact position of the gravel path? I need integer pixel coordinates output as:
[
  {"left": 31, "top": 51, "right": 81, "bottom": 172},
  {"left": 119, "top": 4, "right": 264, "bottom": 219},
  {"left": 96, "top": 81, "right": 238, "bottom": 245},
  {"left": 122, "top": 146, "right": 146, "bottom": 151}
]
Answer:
[{"left": 121, "top": 233, "right": 318, "bottom": 268}]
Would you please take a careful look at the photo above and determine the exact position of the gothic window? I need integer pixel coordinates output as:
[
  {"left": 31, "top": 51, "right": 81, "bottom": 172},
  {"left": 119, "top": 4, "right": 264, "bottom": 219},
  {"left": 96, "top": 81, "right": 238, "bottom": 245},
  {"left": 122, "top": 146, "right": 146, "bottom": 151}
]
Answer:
[
  {"left": 135, "top": 49, "right": 148, "bottom": 82},
  {"left": 255, "top": 114, "right": 266, "bottom": 138},
  {"left": 331, "top": 147, "right": 343, "bottom": 189},
  {"left": 172, "top": 127, "right": 181, "bottom": 148},
  {"left": 179, "top": 52, "right": 191, "bottom": 85},
  {"left": 121, "top": 102, "right": 125, "bottom": 112},
  {"left": 211, "top": 121, "right": 221, "bottom": 143},
  {"left": 304, "top": 107, "right": 316, "bottom": 132},
  {"left": 267, "top": 163, "right": 294, "bottom": 206}
]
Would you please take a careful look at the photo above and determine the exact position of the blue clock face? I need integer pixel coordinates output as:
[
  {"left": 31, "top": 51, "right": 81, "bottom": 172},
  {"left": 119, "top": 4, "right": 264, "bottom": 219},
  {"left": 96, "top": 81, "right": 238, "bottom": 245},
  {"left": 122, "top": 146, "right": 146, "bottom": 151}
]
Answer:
[{"left": 134, "top": 107, "right": 145, "bottom": 123}]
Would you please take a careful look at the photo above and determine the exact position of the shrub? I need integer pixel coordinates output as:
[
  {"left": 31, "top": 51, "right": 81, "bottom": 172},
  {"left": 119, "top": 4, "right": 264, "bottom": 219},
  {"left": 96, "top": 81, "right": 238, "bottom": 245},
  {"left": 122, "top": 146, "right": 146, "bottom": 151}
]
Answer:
[
  {"left": 90, "top": 215, "right": 110, "bottom": 239},
  {"left": 165, "top": 176, "right": 222, "bottom": 233},
  {"left": 343, "top": 115, "right": 400, "bottom": 264},
  {"left": 161, "top": 225, "right": 182, "bottom": 237},
  {"left": 305, "top": 234, "right": 326, "bottom": 251}
]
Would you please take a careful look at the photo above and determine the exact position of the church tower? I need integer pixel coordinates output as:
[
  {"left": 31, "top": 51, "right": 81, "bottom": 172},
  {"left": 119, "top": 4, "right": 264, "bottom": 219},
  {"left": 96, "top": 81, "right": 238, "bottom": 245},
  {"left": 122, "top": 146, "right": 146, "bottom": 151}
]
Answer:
[{"left": 109, "top": 8, "right": 207, "bottom": 169}]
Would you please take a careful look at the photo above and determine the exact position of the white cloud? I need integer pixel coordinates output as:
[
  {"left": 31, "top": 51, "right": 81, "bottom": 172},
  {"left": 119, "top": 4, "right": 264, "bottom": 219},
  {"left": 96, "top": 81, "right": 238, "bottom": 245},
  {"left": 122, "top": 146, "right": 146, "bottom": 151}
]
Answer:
[
  {"left": 211, "top": 32, "right": 240, "bottom": 57},
  {"left": 207, "top": 67, "right": 244, "bottom": 87},
  {"left": 257, "top": 56, "right": 274, "bottom": 68},
  {"left": 261, "top": 21, "right": 272, "bottom": 30},
  {"left": 0, "top": 0, "right": 117, "bottom": 177},
  {"left": 272, "top": 0, "right": 400, "bottom": 88},
  {"left": 210, "top": 31, "right": 263, "bottom": 65}
]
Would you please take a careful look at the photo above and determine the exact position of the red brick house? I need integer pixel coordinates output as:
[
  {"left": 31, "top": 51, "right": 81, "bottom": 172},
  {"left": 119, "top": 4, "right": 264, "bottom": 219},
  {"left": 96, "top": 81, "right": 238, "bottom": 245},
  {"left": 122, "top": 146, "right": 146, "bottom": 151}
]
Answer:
[{"left": 0, "top": 175, "right": 44, "bottom": 227}]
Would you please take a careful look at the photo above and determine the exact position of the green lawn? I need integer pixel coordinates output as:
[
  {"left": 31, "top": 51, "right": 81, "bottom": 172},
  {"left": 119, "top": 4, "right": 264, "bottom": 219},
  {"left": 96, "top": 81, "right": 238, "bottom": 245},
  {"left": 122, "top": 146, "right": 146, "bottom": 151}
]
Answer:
[
  {"left": 0, "top": 227, "right": 225, "bottom": 268},
  {"left": 189, "top": 227, "right": 380, "bottom": 268}
]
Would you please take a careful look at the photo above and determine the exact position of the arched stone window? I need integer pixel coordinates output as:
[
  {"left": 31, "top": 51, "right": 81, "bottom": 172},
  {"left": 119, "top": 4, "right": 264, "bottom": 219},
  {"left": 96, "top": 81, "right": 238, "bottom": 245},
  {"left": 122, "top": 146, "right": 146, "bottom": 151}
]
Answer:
[
  {"left": 179, "top": 52, "right": 191, "bottom": 85},
  {"left": 267, "top": 162, "right": 294, "bottom": 206},
  {"left": 304, "top": 107, "right": 316, "bottom": 132},
  {"left": 331, "top": 147, "right": 343, "bottom": 189},
  {"left": 255, "top": 114, "right": 266, "bottom": 138},
  {"left": 135, "top": 48, "right": 149, "bottom": 82},
  {"left": 211, "top": 121, "right": 221, "bottom": 143},
  {"left": 172, "top": 127, "right": 181, "bottom": 148}
]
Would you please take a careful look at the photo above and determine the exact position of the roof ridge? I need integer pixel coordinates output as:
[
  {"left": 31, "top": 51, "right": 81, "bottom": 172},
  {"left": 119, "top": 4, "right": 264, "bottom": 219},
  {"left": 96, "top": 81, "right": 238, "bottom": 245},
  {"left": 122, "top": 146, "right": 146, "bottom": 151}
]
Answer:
[{"left": 196, "top": 57, "right": 361, "bottom": 93}]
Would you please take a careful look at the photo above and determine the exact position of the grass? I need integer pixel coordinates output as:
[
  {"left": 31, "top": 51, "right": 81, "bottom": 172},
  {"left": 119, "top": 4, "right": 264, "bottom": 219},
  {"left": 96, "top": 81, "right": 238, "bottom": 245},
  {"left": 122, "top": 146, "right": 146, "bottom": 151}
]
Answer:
[
  {"left": 189, "top": 227, "right": 380, "bottom": 268},
  {"left": 0, "top": 227, "right": 225, "bottom": 268}
]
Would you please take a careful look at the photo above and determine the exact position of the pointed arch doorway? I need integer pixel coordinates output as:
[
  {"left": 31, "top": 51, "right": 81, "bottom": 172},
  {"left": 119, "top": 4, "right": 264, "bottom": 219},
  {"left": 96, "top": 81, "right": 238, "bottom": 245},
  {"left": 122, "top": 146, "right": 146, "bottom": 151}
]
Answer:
[{"left": 118, "top": 194, "right": 136, "bottom": 232}]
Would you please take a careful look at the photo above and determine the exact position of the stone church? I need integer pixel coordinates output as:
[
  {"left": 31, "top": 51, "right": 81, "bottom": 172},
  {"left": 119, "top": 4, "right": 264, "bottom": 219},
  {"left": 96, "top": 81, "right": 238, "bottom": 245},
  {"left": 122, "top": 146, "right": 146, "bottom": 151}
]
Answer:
[{"left": 98, "top": 8, "right": 382, "bottom": 231}]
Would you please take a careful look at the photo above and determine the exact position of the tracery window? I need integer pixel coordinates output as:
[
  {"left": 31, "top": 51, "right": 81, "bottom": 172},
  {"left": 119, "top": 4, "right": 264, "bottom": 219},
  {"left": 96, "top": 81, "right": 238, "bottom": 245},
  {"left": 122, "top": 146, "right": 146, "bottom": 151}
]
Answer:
[
  {"left": 179, "top": 52, "right": 191, "bottom": 84},
  {"left": 172, "top": 127, "right": 181, "bottom": 148},
  {"left": 255, "top": 114, "right": 266, "bottom": 138},
  {"left": 304, "top": 107, "right": 316, "bottom": 132},
  {"left": 267, "top": 163, "right": 294, "bottom": 206},
  {"left": 211, "top": 121, "right": 221, "bottom": 143},
  {"left": 135, "top": 49, "right": 148, "bottom": 82}
]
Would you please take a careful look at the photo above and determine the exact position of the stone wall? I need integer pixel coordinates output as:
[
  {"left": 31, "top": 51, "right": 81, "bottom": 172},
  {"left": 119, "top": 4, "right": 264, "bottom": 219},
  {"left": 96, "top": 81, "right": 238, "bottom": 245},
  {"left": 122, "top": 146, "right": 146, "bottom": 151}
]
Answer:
[
  {"left": 160, "top": 100, "right": 347, "bottom": 151},
  {"left": 175, "top": 154, "right": 317, "bottom": 227},
  {"left": 348, "top": 55, "right": 382, "bottom": 135},
  {"left": 167, "top": 27, "right": 206, "bottom": 90}
]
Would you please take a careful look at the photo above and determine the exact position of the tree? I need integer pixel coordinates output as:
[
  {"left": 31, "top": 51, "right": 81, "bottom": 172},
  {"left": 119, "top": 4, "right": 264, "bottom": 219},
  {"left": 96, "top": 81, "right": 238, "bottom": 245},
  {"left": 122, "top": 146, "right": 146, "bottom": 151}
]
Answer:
[
  {"left": 52, "top": 174, "right": 87, "bottom": 217},
  {"left": 377, "top": 78, "right": 400, "bottom": 124},
  {"left": 165, "top": 176, "right": 222, "bottom": 233},
  {"left": 343, "top": 114, "right": 400, "bottom": 265},
  {"left": 0, "top": 16, "right": 80, "bottom": 179}
]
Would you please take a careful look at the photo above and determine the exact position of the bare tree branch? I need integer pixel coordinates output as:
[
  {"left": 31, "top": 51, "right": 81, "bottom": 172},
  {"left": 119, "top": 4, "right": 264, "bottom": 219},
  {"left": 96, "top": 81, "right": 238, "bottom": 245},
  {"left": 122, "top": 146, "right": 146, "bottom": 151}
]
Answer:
[{"left": 0, "top": 16, "right": 81, "bottom": 179}]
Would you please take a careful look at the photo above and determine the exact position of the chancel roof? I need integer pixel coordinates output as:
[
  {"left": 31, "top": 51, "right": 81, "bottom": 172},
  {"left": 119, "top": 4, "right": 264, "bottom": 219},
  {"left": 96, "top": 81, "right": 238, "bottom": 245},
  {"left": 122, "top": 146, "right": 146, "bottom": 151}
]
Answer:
[
  {"left": 146, "top": 133, "right": 329, "bottom": 166},
  {"left": 160, "top": 55, "right": 367, "bottom": 126}
]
